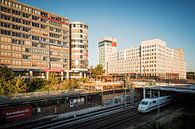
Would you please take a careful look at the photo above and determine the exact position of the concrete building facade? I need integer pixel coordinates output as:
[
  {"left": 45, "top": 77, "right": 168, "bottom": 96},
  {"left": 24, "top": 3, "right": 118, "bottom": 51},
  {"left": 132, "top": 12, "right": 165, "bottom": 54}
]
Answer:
[
  {"left": 107, "top": 39, "right": 186, "bottom": 79},
  {"left": 98, "top": 37, "right": 117, "bottom": 74},
  {"left": 108, "top": 47, "right": 141, "bottom": 77},
  {"left": 70, "top": 22, "right": 88, "bottom": 78},
  {"left": 0, "top": 0, "right": 88, "bottom": 79}
]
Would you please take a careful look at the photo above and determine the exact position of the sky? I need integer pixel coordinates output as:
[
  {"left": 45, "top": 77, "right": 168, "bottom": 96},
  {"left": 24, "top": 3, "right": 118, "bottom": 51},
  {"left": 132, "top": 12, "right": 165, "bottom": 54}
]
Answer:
[{"left": 18, "top": 0, "right": 195, "bottom": 72}]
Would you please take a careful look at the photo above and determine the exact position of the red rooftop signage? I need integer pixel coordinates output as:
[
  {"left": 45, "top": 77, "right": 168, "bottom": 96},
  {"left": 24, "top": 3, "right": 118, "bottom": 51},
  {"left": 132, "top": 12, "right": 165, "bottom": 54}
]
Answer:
[{"left": 112, "top": 42, "right": 117, "bottom": 47}]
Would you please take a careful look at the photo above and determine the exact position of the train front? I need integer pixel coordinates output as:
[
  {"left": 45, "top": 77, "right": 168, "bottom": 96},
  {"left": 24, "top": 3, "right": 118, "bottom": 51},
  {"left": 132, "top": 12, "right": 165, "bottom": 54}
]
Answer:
[{"left": 138, "top": 99, "right": 149, "bottom": 113}]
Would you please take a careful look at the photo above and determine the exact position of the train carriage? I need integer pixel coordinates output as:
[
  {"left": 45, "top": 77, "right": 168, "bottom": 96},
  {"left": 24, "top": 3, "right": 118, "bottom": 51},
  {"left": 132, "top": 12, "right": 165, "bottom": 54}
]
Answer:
[{"left": 138, "top": 96, "right": 171, "bottom": 113}]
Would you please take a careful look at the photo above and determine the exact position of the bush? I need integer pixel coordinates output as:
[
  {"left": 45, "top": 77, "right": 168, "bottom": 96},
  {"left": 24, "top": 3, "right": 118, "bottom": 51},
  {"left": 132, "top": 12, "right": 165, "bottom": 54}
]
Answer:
[
  {"left": 171, "top": 114, "right": 195, "bottom": 129},
  {"left": 27, "top": 78, "right": 47, "bottom": 92},
  {"left": 135, "top": 121, "right": 169, "bottom": 129}
]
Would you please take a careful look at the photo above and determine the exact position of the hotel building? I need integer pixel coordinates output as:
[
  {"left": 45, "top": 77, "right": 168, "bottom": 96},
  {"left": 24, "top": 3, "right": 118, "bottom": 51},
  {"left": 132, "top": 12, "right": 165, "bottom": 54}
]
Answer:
[
  {"left": 98, "top": 37, "right": 117, "bottom": 74},
  {"left": 106, "top": 39, "right": 186, "bottom": 79},
  {"left": 70, "top": 22, "right": 88, "bottom": 78},
  {"left": 0, "top": 0, "right": 88, "bottom": 79}
]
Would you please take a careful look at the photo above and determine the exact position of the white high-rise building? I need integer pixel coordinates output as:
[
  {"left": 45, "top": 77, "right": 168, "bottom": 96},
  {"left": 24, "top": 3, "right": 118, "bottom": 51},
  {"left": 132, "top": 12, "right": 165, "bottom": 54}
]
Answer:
[
  {"left": 108, "top": 47, "right": 141, "bottom": 77},
  {"left": 141, "top": 39, "right": 186, "bottom": 79},
  {"left": 106, "top": 39, "right": 186, "bottom": 79},
  {"left": 70, "top": 22, "right": 88, "bottom": 78},
  {"left": 98, "top": 37, "right": 117, "bottom": 74}
]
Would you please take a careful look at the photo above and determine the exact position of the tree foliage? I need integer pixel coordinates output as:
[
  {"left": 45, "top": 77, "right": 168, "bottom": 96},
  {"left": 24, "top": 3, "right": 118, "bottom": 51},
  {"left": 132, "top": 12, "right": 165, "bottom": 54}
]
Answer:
[
  {"left": 0, "top": 65, "right": 15, "bottom": 81},
  {"left": 0, "top": 66, "right": 27, "bottom": 95},
  {"left": 0, "top": 65, "right": 90, "bottom": 94},
  {"left": 60, "top": 79, "right": 79, "bottom": 90},
  {"left": 91, "top": 64, "right": 104, "bottom": 78},
  {"left": 28, "top": 78, "right": 46, "bottom": 92}
]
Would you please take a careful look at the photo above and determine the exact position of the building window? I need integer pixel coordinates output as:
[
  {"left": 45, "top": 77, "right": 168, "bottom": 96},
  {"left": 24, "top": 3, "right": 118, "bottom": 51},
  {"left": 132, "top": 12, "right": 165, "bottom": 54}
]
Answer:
[
  {"left": 0, "top": 14, "right": 11, "bottom": 20},
  {"left": 0, "top": 29, "right": 11, "bottom": 36},
  {"left": 12, "top": 32, "right": 21, "bottom": 37},
  {"left": 23, "top": 20, "right": 31, "bottom": 25},
  {"left": 40, "top": 18, "right": 47, "bottom": 23},
  {"left": 0, "top": 44, "right": 11, "bottom": 50},
  {"left": 41, "top": 11, "right": 48, "bottom": 17},
  {"left": 0, "top": 36, "right": 11, "bottom": 42},
  {"left": 43, "top": 57, "right": 47, "bottom": 61},
  {"left": 23, "top": 54, "right": 30, "bottom": 59},
  {"left": 12, "top": 17, "right": 21, "bottom": 23},
  {"left": 22, "top": 13, "right": 31, "bottom": 18},
  {"left": 12, "top": 60, "right": 21, "bottom": 66},
  {"left": 32, "top": 35, "right": 39, "bottom": 41},
  {"left": 50, "top": 57, "right": 60, "bottom": 62},
  {"left": 0, "top": 6, "right": 11, "bottom": 13},
  {"left": 40, "top": 24, "right": 46, "bottom": 29},
  {"left": 12, "top": 24, "right": 21, "bottom": 30},
  {"left": 32, "top": 22, "right": 39, "bottom": 28},
  {"left": 12, "top": 9, "right": 21, "bottom": 16},
  {"left": 12, "top": 39, "right": 24, "bottom": 45},
  {"left": 32, "top": 15, "right": 39, "bottom": 20},
  {"left": 24, "top": 48, "right": 30, "bottom": 53},
  {"left": 0, "top": 22, "right": 11, "bottom": 28},
  {"left": 22, "top": 27, "right": 30, "bottom": 32},
  {"left": 23, "top": 34, "right": 30, "bottom": 39}
]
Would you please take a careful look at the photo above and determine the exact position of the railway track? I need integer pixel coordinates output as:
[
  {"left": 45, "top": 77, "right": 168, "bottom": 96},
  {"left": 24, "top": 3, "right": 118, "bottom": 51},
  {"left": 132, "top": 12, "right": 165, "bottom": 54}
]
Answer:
[
  {"left": 63, "top": 107, "right": 139, "bottom": 129},
  {"left": 32, "top": 104, "right": 138, "bottom": 129},
  {"left": 69, "top": 94, "right": 195, "bottom": 129},
  {"left": 97, "top": 112, "right": 143, "bottom": 129},
  {"left": 3, "top": 94, "right": 194, "bottom": 129}
]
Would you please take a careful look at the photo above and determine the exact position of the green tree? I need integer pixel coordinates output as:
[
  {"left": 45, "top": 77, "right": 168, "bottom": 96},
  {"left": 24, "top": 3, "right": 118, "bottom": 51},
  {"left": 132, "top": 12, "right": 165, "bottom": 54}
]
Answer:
[
  {"left": 39, "top": 72, "right": 58, "bottom": 91},
  {"left": 14, "top": 76, "right": 27, "bottom": 93},
  {"left": 0, "top": 65, "right": 15, "bottom": 81},
  {"left": 60, "top": 79, "right": 72, "bottom": 90},
  {"left": 0, "top": 76, "right": 27, "bottom": 95},
  {"left": 0, "top": 66, "right": 27, "bottom": 95},
  {"left": 71, "top": 79, "right": 79, "bottom": 89},
  {"left": 60, "top": 79, "right": 79, "bottom": 90},
  {"left": 78, "top": 77, "right": 89, "bottom": 83},
  {"left": 28, "top": 78, "right": 46, "bottom": 92},
  {"left": 91, "top": 64, "right": 104, "bottom": 78}
]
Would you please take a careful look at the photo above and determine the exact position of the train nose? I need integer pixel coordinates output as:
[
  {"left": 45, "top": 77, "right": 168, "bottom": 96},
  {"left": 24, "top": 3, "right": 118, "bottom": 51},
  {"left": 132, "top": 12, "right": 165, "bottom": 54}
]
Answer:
[{"left": 138, "top": 106, "right": 146, "bottom": 111}]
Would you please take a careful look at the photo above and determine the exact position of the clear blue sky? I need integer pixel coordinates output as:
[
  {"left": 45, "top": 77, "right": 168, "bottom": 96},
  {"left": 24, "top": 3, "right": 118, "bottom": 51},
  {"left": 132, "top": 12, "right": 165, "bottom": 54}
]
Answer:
[{"left": 19, "top": 0, "right": 195, "bottom": 72}]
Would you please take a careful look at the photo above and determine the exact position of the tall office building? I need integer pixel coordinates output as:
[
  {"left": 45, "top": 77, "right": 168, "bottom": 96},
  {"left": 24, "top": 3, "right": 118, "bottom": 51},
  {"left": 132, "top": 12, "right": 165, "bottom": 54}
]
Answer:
[
  {"left": 107, "top": 39, "right": 186, "bottom": 79},
  {"left": 70, "top": 22, "right": 88, "bottom": 78},
  {"left": 98, "top": 37, "right": 117, "bottom": 74},
  {"left": 141, "top": 39, "right": 186, "bottom": 79},
  {"left": 108, "top": 47, "right": 141, "bottom": 76},
  {"left": 0, "top": 0, "right": 88, "bottom": 79}
]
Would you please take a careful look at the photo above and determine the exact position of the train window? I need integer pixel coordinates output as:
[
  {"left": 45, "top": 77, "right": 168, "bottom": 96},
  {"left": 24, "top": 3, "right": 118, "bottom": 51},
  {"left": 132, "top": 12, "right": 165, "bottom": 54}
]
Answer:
[
  {"left": 141, "top": 101, "right": 148, "bottom": 105},
  {"left": 153, "top": 101, "right": 156, "bottom": 104},
  {"left": 149, "top": 102, "right": 152, "bottom": 105}
]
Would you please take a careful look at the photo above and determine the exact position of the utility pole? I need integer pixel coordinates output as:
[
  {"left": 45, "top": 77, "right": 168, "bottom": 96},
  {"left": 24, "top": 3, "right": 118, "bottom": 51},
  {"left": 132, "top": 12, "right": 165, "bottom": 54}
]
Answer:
[
  {"left": 157, "top": 90, "right": 160, "bottom": 114},
  {"left": 124, "top": 74, "right": 127, "bottom": 108}
]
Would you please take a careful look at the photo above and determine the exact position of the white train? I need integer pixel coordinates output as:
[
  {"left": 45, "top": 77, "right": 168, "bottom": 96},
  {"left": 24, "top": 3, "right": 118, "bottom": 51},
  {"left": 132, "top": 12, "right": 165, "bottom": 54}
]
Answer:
[{"left": 138, "top": 96, "right": 171, "bottom": 113}]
